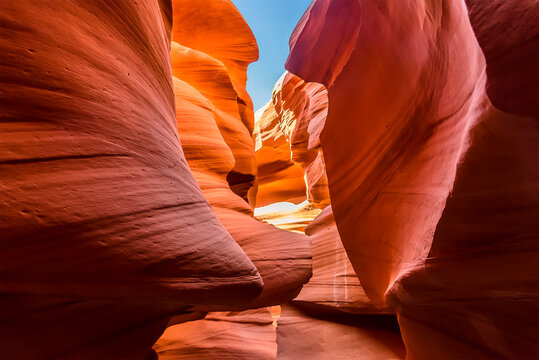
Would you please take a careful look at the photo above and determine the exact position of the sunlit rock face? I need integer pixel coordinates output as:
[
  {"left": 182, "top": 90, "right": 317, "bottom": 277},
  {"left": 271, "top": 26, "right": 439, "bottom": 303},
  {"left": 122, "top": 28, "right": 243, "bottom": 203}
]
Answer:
[
  {"left": 2, "top": 0, "right": 536, "bottom": 358},
  {"left": 254, "top": 72, "right": 330, "bottom": 208},
  {"left": 167, "top": 0, "right": 311, "bottom": 312},
  {"left": 286, "top": 0, "right": 539, "bottom": 358},
  {"left": 0, "top": 1, "right": 268, "bottom": 358},
  {"left": 252, "top": 48, "right": 402, "bottom": 360},
  {"left": 154, "top": 0, "right": 312, "bottom": 358}
]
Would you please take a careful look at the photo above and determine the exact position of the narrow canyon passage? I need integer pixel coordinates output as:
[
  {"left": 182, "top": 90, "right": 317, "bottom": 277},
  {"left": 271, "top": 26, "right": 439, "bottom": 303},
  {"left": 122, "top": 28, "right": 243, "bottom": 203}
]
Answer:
[{"left": 1, "top": 0, "right": 537, "bottom": 359}]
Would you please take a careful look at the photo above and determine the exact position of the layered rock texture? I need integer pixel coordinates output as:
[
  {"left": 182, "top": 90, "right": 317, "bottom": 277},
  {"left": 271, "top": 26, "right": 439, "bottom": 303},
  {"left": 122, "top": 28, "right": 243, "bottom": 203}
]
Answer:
[
  {"left": 1, "top": 0, "right": 309, "bottom": 358},
  {"left": 284, "top": 0, "right": 539, "bottom": 358},
  {"left": 1, "top": 0, "right": 537, "bottom": 359},
  {"left": 166, "top": 0, "right": 311, "bottom": 312},
  {"left": 255, "top": 72, "right": 330, "bottom": 208},
  {"left": 254, "top": 64, "right": 405, "bottom": 360},
  {"left": 153, "top": 2, "right": 312, "bottom": 355}
]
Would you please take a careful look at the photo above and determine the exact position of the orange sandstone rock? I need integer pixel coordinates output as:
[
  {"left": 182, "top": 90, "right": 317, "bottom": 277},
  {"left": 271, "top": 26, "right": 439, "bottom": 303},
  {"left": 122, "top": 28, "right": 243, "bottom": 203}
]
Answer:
[
  {"left": 172, "top": 0, "right": 259, "bottom": 201},
  {"left": 155, "top": 308, "right": 277, "bottom": 360},
  {"left": 276, "top": 304, "right": 405, "bottom": 360},
  {"left": 254, "top": 72, "right": 329, "bottom": 208},
  {"left": 295, "top": 206, "right": 390, "bottom": 314},
  {"left": 169, "top": 0, "right": 311, "bottom": 310}
]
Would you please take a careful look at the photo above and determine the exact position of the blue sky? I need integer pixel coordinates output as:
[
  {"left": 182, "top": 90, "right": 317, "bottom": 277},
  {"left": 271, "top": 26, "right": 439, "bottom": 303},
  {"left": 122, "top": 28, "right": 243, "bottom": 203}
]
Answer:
[{"left": 231, "top": 0, "right": 312, "bottom": 111}]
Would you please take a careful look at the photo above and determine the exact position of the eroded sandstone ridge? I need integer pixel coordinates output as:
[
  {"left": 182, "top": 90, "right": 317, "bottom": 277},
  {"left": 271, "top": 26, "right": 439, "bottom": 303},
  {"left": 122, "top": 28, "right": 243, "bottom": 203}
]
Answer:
[
  {"left": 1, "top": 1, "right": 309, "bottom": 358},
  {"left": 154, "top": 1, "right": 312, "bottom": 357},
  {"left": 1, "top": 0, "right": 537, "bottom": 359},
  {"left": 253, "top": 70, "right": 405, "bottom": 359}
]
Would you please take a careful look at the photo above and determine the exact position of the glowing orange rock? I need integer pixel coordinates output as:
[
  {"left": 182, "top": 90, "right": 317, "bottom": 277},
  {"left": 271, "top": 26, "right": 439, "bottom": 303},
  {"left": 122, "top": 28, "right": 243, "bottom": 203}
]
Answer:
[
  {"left": 172, "top": 0, "right": 259, "bottom": 201},
  {"left": 254, "top": 72, "right": 329, "bottom": 208},
  {"left": 169, "top": 0, "right": 311, "bottom": 310}
]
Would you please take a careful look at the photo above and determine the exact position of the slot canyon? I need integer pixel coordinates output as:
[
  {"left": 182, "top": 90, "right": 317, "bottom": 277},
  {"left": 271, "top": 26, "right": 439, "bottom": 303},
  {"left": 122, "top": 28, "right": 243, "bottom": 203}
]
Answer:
[{"left": 0, "top": 0, "right": 538, "bottom": 359}]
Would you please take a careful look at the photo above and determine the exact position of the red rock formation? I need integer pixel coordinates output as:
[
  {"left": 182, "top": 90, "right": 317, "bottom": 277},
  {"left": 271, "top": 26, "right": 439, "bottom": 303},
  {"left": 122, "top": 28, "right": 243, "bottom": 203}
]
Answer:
[
  {"left": 0, "top": 1, "right": 265, "bottom": 358},
  {"left": 255, "top": 100, "right": 308, "bottom": 207},
  {"left": 172, "top": 0, "right": 259, "bottom": 201},
  {"left": 295, "top": 206, "right": 388, "bottom": 314},
  {"left": 2, "top": 0, "right": 536, "bottom": 358},
  {"left": 277, "top": 305, "right": 405, "bottom": 360},
  {"left": 253, "top": 54, "right": 404, "bottom": 359},
  {"left": 286, "top": 0, "right": 539, "bottom": 358},
  {"left": 273, "top": 206, "right": 406, "bottom": 359},
  {"left": 154, "top": 1, "right": 312, "bottom": 358},
  {"left": 465, "top": 0, "right": 539, "bottom": 117},
  {"left": 168, "top": 0, "right": 311, "bottom": 311},
  {"left": 155, "top": 308, "right": 277, "bottom": 359},
  {"left": 255, "top": 72, "right": 329, "bottom": 208}
]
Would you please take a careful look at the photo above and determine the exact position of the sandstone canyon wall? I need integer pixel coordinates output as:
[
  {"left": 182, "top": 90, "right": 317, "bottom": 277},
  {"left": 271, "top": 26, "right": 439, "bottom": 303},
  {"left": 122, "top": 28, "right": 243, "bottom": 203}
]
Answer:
[
  {"left": 154, "top": 2, "right": 312, "bottom": 357},
  {"left": 0, "top": 0, "right": 310, "bottom": 358},
  {"left": 1, "top": 0, "right": 537, "bottom": 359},
  {"left": 285, "top": 0, "right": 539, "bottom": 358},
  {"left": 253, "top": 69, "right": 406, "bottom": 359}
]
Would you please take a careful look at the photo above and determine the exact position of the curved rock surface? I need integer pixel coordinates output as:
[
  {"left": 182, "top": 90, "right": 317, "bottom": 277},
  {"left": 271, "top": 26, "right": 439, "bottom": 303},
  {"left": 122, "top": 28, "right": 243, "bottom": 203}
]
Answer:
[
  {"left": 0, "top": 0, "right": 265, "bottom": 358},
  {"left": 295, "top": 206, "right": 389, "bottom": 314},
  {"left": 172, "top": 0, "right": 259, "bottom": 201},
  {"left": 2, "top": 0, "right": 537, "bottom": 358},
  {"left": 465, "top": 0, "right": 539, "bottom": 117},
  {"left": 152, "top": 1, "right": 312, "bottom": 358},
  {"left": 286, "top": 0, "right": 539, "bottom": 358},
  {"left": 254, "top": 72, "right": 329, "bottom": 208},
  {"left": 155, "top": 308, "right": 277, "bottom": 359},
  {"left": 169, "top": 0, "right": 311, "bottom": 311},
  {"left": 276, "top": 305, "right": 405, "bottom": 360}
]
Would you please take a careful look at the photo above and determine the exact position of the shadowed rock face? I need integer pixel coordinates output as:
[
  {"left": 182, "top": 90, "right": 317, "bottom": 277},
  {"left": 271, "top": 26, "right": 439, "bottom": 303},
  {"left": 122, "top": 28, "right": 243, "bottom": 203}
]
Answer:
[
  {"left": 285, "top": 0, "right": 539, "bottom": 358},
  {"left": 0, "top": 0, "right": 266, "bottom": 358},
  {"left": 251, "top": 48, "right": 404, "bottom": 359},
  {"left": 465, "top": 0, "right": 539, "bottom": 118},
  {"left": 155, "top": 308, "right": 277, "bottom": 360},
  {"left": 277, "top": 305, "right": 405, "bottom": 360}
]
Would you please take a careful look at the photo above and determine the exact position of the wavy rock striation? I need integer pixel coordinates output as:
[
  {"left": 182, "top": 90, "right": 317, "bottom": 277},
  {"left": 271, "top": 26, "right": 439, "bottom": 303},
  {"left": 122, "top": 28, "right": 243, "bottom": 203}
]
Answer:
[
  {"left": 285, "top": 0, "right": 539, "bottom": 358},
  {"left": 167, "top": 0, "right": 311, "bottom": 312},
  {"left": 0, "top": 0, "right": 269, "bottom": 358},
  {"left": 154, "top": 0, "right": 312, "bottom": 358},
  {"left": 252, "top": 54, "right": 403, "bottom": 360},
  {"left": 255, "top": 72, "right": 329, "bottom": 208},
  {"left": 155, "top": 308, "right": 277, "bottom": 360}
]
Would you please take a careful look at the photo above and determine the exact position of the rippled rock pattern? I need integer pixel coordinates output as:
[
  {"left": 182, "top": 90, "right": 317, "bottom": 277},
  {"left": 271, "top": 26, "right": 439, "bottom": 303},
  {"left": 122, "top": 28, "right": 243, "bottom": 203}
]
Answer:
[
  {"left": 154, "top": 0, "right": 311, "bottom": 358},
  {"left": 0, "top": 1, "right": 265, "bottom": 358},
  {"left": 255, "top": 72, "right": 329, "bottom": 208},
  {"left": 1, "top": 0, "right": 537, "bottom": 359},
  {"left": 286, "top": 0, "right": 539, "bottom": 358}
]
